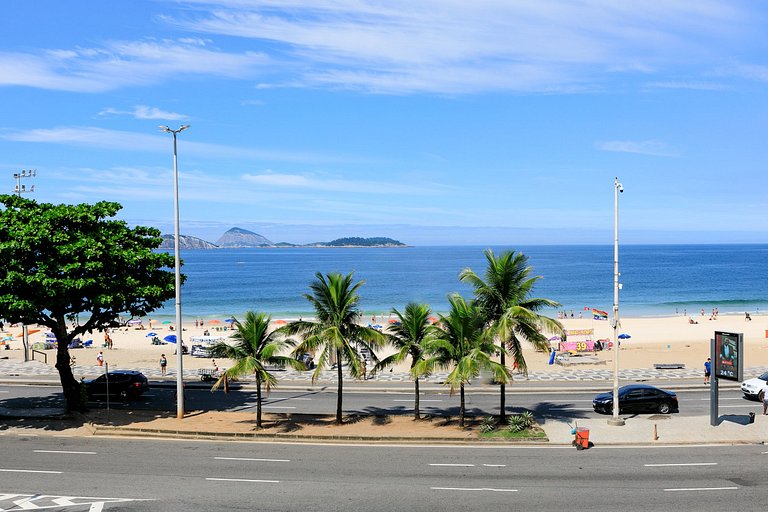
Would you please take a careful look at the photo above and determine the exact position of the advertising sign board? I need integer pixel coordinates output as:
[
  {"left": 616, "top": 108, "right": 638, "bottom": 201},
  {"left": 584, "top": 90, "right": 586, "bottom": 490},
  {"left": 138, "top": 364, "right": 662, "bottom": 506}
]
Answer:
[{"left": 714, "top": 331, "right": 743, "bottom": 382}]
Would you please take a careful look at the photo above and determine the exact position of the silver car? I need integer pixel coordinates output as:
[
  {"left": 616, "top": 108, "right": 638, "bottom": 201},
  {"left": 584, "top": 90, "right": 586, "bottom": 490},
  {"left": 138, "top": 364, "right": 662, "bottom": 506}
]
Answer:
[{"left": 741, "top": 371, "right": 768, "bottom": 400}]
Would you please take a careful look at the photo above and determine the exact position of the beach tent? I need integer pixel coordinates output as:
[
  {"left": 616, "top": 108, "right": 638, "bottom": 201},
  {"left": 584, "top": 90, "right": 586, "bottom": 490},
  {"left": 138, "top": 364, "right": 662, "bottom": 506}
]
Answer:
[
  {"left": 164, "top": 334, "right": 177, "bottom": 343},
  {"left": 189, "top": 336, "right": 225, "bottom": 344}
]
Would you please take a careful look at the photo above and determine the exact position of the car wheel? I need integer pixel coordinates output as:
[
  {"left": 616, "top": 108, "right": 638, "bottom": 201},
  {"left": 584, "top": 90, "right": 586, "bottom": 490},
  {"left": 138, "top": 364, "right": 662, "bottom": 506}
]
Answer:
[
  {"left": 759, "top": 390, "right": 765, "bottom": 402},
  {"left": 658, "top": 402, "right": 671, "bottom": 414}
]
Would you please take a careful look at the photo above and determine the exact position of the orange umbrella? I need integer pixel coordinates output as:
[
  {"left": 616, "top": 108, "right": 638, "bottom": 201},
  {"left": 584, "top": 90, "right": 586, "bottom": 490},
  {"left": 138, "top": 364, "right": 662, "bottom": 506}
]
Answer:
[
  {"left": 274, "top": 319, "right": 287, "bottom": 325},
  {"left": 428, "top": 316, "right": 438, "bottom": 324},
  {"left": 208, "top": 319, "right": 222, "bottom": 325},
  {"left": 17, "top": 329, "right": 40, "bottom": 337}
]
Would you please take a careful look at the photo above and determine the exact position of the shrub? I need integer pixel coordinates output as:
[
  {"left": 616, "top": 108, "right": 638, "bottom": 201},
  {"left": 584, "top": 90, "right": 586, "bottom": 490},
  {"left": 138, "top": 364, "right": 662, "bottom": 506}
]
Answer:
[
  {"left": 479, "top": 415, "right": 498, "bottom": 433},
  {"left": 507, "top": 411, "right": 534, "bottom": 433}
]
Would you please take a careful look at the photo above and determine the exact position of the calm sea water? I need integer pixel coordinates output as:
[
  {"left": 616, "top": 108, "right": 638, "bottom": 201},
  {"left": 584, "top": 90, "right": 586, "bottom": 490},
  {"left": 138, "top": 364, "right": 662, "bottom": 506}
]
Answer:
[{"left": 155, "top": 244, "right": 768, "bottom": 321}]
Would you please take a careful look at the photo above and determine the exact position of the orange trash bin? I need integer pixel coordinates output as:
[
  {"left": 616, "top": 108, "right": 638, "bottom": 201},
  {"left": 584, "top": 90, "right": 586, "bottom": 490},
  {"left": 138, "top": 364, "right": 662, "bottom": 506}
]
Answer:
[{"left": 575, "top": 427, "right": 590, "bottom": 450}]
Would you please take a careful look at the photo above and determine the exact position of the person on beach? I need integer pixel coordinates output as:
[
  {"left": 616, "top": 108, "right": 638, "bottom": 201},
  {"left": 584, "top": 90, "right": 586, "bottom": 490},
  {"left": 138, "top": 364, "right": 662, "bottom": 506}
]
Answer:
[
  {"left": 160, "top": 354, "right": 167, "bottom": 375},
  {"left": 745, "top": 312, "right": 752, "bottom": 321},
  {"left": 96, "top": 351, "right": 104, "bottom": 367},
  {"left": 704, "top": 358, "right": 711, "bottom": 384}
]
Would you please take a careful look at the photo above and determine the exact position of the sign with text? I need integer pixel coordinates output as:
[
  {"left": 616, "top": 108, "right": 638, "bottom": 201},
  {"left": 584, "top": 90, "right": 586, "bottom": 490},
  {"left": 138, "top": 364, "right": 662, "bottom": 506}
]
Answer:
[{"left": 714, "top": 331, "right": 743, "bottom": 382}]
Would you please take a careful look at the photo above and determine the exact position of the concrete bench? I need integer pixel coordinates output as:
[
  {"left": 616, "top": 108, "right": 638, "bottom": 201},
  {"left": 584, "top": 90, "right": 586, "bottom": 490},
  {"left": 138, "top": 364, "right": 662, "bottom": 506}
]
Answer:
[
  {"left": 556, "top": 355, "right": 605, "bottom": 366},
  {"left": 653, "top": 363, "right": 686, "bottom": 370}
]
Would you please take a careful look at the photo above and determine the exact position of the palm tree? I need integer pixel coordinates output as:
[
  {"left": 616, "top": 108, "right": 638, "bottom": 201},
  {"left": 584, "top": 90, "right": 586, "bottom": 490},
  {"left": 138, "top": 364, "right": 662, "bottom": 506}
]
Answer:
[
  {"left": 416, "top": 294, "right": 510, "bottom": 427},
  {"left": 372, "top": 302, "right": 433, "bottom": 420},
  {"left": 459, "top": 249, "right": 563, "bottom": 421},
  {"left": 209, "top": 311, "right": 302, "bottom": 428},
  {"left": 281, "top": 272, "right": 385, "bottom": 424}
]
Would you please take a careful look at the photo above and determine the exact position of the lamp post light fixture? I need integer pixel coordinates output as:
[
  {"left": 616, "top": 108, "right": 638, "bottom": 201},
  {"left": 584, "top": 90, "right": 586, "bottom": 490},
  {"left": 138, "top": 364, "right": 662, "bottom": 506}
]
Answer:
[
  {"left": 160, "top": 124, "right": 190, "bottom": 419},
  {"left": 12, "top": 169, "right": 36, "bottom": 362},
  {"left": 608, "top": 177, "right": 625, "bottom": 426}
]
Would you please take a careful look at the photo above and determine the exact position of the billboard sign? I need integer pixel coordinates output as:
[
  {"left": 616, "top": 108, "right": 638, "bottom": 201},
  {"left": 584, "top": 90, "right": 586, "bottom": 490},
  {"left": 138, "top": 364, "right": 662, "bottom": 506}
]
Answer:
[{"left": 714, "top": 331, "right": 743, "bottom": 382}]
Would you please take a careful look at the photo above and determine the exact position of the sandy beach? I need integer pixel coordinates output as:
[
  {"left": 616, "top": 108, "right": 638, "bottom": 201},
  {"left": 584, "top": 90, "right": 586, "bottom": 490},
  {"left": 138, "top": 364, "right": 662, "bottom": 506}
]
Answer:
[{"left": 2, "top": 313, "right": 767, "bottom": 377}]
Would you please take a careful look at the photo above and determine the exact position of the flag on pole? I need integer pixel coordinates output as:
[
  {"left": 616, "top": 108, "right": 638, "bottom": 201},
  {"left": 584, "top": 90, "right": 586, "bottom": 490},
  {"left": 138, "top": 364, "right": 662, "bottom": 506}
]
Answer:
[{"left": 592, "top": 308, "right": 609, "bottom": 321}]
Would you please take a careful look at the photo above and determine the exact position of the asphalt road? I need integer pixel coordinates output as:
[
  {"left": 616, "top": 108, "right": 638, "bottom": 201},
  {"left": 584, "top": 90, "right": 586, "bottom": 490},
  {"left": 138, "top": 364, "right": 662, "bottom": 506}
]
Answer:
[
  {"left": 0, "top": 435, "right": 765, "bottom": 511},
  {"left": 1, "top": 384, "right": 763, "bottom": 419}
]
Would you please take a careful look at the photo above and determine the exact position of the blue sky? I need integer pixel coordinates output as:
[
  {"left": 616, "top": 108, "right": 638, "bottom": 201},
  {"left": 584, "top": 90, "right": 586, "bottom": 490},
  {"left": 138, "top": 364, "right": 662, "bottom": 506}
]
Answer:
[{"left": 1, "top": 1, "right": 766, "bottom": 245}]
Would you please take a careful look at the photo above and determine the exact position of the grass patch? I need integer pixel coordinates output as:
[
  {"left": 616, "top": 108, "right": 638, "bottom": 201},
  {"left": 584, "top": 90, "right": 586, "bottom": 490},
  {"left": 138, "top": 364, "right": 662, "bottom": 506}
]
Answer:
[{"left": 479, "top": 426, "right": 547, "bottom": 439}]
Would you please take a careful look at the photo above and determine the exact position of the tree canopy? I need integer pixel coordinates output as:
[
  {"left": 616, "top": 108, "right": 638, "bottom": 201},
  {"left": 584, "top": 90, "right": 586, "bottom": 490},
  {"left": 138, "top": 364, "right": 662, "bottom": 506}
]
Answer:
[{"left": 0, "top": 195, "right": 178, "bottom": 410}]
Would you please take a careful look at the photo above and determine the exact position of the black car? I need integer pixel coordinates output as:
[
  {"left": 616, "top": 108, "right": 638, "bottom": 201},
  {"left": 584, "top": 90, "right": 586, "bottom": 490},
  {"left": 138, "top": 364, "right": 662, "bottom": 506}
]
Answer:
[
  {"left": 592, "top": 384, "right": 678, "bottom": 414},
  {"left": 83, "top": 370, "right": 149, "bottom": 401}
]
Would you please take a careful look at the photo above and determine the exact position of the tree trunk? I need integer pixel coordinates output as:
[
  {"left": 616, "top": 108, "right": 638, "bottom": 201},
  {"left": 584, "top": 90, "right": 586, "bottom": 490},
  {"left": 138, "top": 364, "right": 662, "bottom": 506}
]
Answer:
[
  {"left": 255, "top": 379, "right": 262, "bottom": 428},
  {"left": 55, "top": 341, "right": 81, "bottom": 412},
  {"left": 459, "top": 384, "right": 465, "bottom": 428},
  {"left": 499, "top": 344, "right": 506, "bottom": 423},
  {"left": 336, "top": 348, "right": 343, "bottom": 424},
  {"left": 414, "top": 377, "right": 420, "bottom": 420}
]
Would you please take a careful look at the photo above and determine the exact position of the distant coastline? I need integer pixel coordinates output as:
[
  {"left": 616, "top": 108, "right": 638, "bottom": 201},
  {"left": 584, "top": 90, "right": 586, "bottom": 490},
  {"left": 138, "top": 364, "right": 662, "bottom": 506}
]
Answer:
[{"left": 159, "top": 228, "right": 407, "bottom": 250}]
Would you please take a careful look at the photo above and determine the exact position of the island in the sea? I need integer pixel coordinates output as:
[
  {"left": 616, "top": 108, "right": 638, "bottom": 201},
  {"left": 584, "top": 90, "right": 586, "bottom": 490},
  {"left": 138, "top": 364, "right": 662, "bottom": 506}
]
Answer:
[{"left": 159, "top": 227, "right": 407, "bottom": 249}]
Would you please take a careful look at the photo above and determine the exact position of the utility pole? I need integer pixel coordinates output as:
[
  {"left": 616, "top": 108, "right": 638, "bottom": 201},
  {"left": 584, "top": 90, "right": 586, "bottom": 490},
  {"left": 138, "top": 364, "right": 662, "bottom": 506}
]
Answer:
[{"left": 12, "top": 169, "right": 36, "bottom": 362}]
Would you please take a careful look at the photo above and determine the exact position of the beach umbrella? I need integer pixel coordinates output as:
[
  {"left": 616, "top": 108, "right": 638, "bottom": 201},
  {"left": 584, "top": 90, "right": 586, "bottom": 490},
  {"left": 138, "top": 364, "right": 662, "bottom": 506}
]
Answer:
[
  {"left": 164, "top": 334, "right": 177, "bottom": 343},
  {"left": 162, "top": 320, "right": 172, "bottom": 325},
  {"left": 274, "top": 319, "right": 287, "bottom": 325},
  {"left": 208, "top": 319, "right": 223, "bottom": 325},
  {"left": 145, "top": 332, "right": 157, "bottom": 337},
  {"left": 548, "top": 335, "right": 561, "bottom": 341},
  {"left": 16, "top": 329, "right": 41, "bottom": 337},
  {"left": 618, "top": 333, "right": 631, "bottom": 339},
  {"left": 224, "top": 318, "right": 235, "bottom": 324},
  {"left": 428, "top": 316, "right": 438, "bottom": 324},
  {"left": 127, "top": 319, "right": 143, "bottom": 325}
]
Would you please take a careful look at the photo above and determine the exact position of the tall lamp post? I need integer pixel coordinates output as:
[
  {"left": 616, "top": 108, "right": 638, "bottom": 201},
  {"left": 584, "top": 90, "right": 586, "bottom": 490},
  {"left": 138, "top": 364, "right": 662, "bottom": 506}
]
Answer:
[
  {"left": 12, "top": 169, "right": 36, "bottom": 362},
  {"left": 160, "top": 124, "right": 190, "bottom": 419},
  {"left": 609, "top": 177, "right": 625, "bottom": 426}
]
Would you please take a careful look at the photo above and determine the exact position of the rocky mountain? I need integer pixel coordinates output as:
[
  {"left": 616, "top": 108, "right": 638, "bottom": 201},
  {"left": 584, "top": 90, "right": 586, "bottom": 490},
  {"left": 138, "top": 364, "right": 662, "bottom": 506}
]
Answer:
[
  {"left": 159, "top": 234, "right": 218, "bottom": 250},
  {"left": 215, "top": 227, "right": 274, "bottom": 248}
]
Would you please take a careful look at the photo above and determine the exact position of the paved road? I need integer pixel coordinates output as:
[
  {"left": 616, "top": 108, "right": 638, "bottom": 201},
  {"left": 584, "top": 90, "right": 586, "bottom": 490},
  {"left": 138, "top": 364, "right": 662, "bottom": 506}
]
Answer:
[
  {"left": 1, "top": 383, "right": 762, "bottom": 419},
  {"left": 0, "top": 435, "right": 765, "bottom": 511}
]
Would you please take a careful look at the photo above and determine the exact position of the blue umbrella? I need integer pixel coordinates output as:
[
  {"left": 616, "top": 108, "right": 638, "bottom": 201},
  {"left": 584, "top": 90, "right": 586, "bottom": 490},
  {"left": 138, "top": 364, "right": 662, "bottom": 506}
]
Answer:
[
  {"left": 164, "top": 334, "right": 177, "bottom": 343},
  {"left": 618, "top": 333, "right": 631, "bottom": 339},
  {"left": 145, "top": 332, "right": 157, "bottom": 337},
  {"left": 224, "top": 318, "right": 235, "bottom": 323}
]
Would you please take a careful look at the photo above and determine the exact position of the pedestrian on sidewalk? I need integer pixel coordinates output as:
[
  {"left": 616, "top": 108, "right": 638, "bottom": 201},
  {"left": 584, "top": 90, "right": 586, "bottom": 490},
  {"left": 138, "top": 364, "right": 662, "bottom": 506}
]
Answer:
[
  {"left": 763, "top": 389, "right": 768, "bottom": 415},
  {"left": 96, "top": 351, "right": 104, "bottom": 367},
  {"left": 160, "top": 354, "right": 167, "bottom": 376},
  {"left": 704, "top": 358, "right": 711, "bottom": 384}
]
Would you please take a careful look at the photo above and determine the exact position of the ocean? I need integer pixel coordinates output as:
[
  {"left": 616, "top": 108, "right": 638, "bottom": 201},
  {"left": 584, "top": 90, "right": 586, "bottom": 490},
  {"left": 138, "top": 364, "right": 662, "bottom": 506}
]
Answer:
[{"left": 154, "top": 244, "right": 768, "bottom": 322}]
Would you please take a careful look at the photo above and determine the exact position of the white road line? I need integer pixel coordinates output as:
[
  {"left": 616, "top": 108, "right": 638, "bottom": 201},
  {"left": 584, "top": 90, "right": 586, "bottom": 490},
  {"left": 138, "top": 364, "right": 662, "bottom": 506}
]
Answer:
[
  {"left": 559, "top": 407, "right": 594, "bottom": 411},
  {"left": 206, "top": 477, "right": 280, "bottom": 483},
  {"left": 719, "top": 405, "right": 761, "bottom": 409},
  {"left": 664, "top": 487, "right": 737, "bottom": 492},
  {"left": 0, "top": 390, "right": 8, "bottom": 393},
  {"left": 260, "top": 406, "right": 296, "bottom": 409},
  {"left": 214, "top": 457, "right": 290, "bottom": 462},
  {"left": 0, "top": 468, "right": 63, "bottom": 474},
  {"left": 429, "top": 463, "right": 475, "bottom": 467},
  {"left": 645, "top": 463, "right": 717, "bottom": 467},
  {"left": 698, "top": 397, "right": 742, "bottom": 401},
  {"left": 483, "top": 464, "right": 507, "bottom": 467},
  {"left": 393, "top": 399, "right": 443, "bottom": 402},
  {"left": 431, "top": 487, "right": 518, "bottom": 492},
  {"left": 34, "top": 450, "right": 96, "bottom": 455}
]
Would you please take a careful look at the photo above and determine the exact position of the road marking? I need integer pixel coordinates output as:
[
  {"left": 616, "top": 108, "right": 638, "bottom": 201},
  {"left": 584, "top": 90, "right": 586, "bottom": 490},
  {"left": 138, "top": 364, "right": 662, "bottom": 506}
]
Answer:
[
  {"left": 483, "top": 464, "right": 506, "bottom": 467},
  {"left": 260, "top": 406, "right": 296, "bottom": 409},
  {"left": 214, "top": 457, "right": 290, "bottom": 462},
  {"left": 698, "top": 397, "right": 742, "bottom": 400},
  {"left": 393, "top": 399, "right": 443, "bottom": 402},
  {"left": 0, "top": 468, "right": 63, "bottom": 474},
  {"left": 432, "top": 487, "right": 518, "bottom": 492},
  {"left": 664, "top": 486, "right": 737, "bottom": 492},
  {"left": 645, "top": 463, "right": 717, "bottom": 467},
  {"left": 429, "top": 463, "right": 475, "bottom": 467},
  {"left": 206, "top": 477, "right": 280, "bottom": 483},
  {"left": 559, "top": 407, "right": 594, "bottom": 411},
  {"left": 34, "top": 450, "right": 96, "bottom": 455},
  {"left": 719, "top": 405, "right": 761, "bottom": 409}
]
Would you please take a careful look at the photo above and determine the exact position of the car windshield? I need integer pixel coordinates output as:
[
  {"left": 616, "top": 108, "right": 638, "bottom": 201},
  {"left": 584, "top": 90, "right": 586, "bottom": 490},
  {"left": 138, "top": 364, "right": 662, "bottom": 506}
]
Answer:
[{"left": 759, "top": 372, "right": 768, "bottom": 381}]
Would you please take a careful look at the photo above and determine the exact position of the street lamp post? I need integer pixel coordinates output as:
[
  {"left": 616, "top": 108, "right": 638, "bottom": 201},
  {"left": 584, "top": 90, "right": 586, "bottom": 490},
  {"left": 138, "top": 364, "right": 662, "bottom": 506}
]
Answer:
[
  {"left": 160, "top": 125, "right": 190, "bottom": 419},
  {"left": 12, "top": 169, "right": 36, "bottom": 362},
  {"left": 609, "top": 177, "right": 625, "bottom": 426}
]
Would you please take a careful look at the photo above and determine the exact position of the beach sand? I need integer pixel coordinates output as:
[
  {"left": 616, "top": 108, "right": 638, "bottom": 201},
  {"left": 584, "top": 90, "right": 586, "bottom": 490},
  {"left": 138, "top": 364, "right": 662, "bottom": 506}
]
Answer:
[{"left": 3, "top": 313, "right": 767, "bottom": 376}]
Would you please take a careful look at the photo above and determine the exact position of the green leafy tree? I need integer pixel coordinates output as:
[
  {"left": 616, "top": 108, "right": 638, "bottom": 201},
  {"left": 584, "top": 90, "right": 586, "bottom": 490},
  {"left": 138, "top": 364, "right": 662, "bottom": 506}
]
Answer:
[
  {"left": 209, "top": 311, "right": 303, "bottom": 428},
  {"left": 0, "top": 195, "right": 177, "bottom": 411},
  {"left": 416, "top": 294, "right": 510, "bottom": 427},
  {"left": 372, "top": 302, "right": 433, "bottom": 420},
  {"left": 459, "top": 249, "right": 563, "bottom": 421},
  {"left": 281, "top": 272, "right": 385, "bottom": 424}
]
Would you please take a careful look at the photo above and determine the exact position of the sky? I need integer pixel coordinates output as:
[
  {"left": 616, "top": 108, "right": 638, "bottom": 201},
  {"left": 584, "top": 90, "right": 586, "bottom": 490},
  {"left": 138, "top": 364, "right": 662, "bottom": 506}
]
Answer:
[{"left": 1, "top": 0, "right": 767, "bottom": 246}]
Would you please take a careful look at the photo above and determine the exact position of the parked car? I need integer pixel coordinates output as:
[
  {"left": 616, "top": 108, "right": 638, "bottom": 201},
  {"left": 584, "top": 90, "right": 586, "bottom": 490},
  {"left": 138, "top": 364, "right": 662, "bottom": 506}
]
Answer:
[
  {"left": 83, "top": 370, "right": 149, "bottom": 401},
  {"left": 741, "top": 371, "right": 768, "bottom": 401},
  {"left": 593, "top": 384, "right": 678, "bottom": 414}
]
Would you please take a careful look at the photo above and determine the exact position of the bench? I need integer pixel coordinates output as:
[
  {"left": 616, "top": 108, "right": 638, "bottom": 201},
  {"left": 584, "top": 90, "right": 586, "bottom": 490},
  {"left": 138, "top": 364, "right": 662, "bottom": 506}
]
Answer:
[{"left": 653, "top": 363, "right": 686, "bottom": 370}]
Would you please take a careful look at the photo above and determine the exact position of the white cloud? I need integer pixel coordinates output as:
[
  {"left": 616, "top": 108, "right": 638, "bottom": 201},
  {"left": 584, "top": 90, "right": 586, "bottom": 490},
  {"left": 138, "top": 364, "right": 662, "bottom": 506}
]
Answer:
[
  {"left": 595, "top": 140, "right": 678, "bottom": 157},
  {"left": 0, "top": 39, "right": 269, "bottom": 92},
  {"left": 167, "top": 0, "right": 751, "bottom": 94},
  {"left": 98, "top": 105, "right": 190, "bottom": 120},
  {"left": 242, "top": 171, "right": 447, "bottom": 195}
]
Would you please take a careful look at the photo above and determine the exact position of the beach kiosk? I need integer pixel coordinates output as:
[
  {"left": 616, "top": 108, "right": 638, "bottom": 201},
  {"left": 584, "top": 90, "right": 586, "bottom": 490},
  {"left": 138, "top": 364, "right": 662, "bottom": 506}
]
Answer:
[
  {"left": 189, "top": 335, "right": 225, "bottom": 358},
  {"left": 558, "top": 329, "right": 596, "bottom": 353}
]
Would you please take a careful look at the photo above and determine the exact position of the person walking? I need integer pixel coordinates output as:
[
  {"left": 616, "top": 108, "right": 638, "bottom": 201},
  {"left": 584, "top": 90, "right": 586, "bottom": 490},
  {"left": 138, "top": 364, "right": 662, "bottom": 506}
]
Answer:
[
  {"left": 704, "top": 357, "right": 711, "bottom": 384},
  {"left": 763, "top": 388, "right": 768, "bottom": 415},
  {"left": 96, "top": 351, "right": 104, "bottom": 367},
  {"left": 160, "top": 354, "right": 168, "bottom": 376}
]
